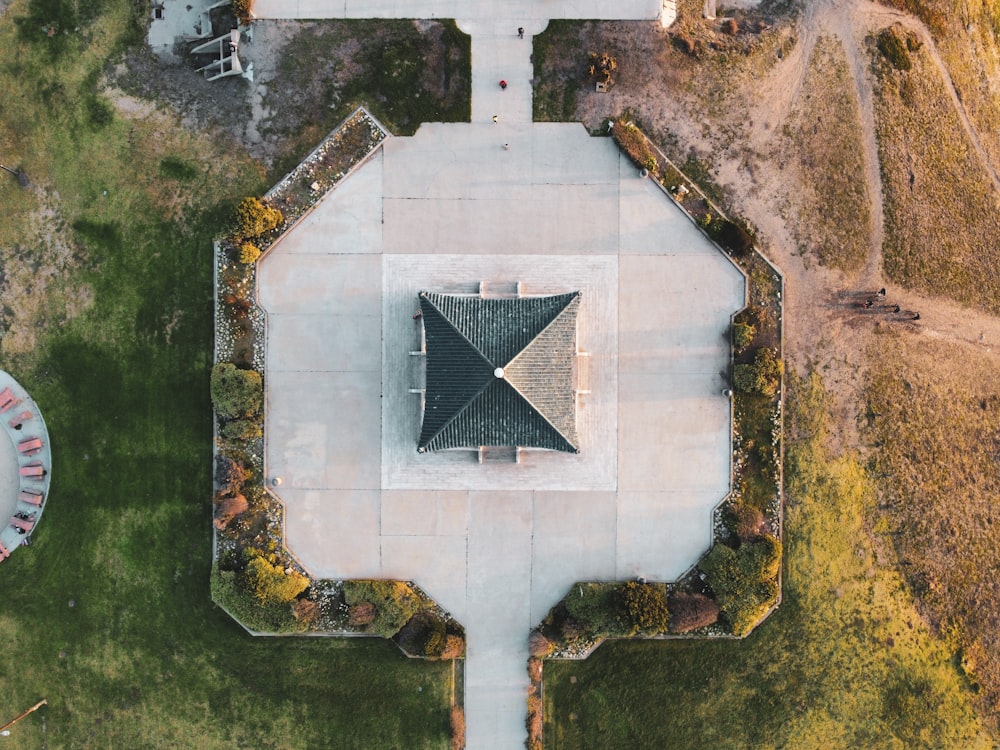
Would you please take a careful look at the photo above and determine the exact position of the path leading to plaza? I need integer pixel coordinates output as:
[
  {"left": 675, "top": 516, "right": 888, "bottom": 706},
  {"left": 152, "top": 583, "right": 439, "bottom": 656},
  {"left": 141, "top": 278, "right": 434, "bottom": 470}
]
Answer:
[{"left": 253, "top": 3, "right": 738, "bottom": 749}]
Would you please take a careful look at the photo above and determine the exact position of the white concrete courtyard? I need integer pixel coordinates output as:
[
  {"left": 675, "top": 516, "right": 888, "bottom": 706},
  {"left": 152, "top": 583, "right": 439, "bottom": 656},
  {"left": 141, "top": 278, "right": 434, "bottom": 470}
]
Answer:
[
  {"left": 258, "top": 124, "right": 744, "bottom": 748},
  {"left": 254, "top": 4, "right": 744, "bottom": 748}
]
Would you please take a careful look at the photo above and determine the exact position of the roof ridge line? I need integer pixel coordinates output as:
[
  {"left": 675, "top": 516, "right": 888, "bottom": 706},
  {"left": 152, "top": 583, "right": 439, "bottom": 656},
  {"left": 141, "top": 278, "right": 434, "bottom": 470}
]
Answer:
[
  {"left": 502, "top": 293, "right": 581, "bottom": 452},
  {"left": 417, "top": 292, "right": 496, "bottom": 452},
  {"left": 419, "top": 291, "right": 496, "bottom": 369}
]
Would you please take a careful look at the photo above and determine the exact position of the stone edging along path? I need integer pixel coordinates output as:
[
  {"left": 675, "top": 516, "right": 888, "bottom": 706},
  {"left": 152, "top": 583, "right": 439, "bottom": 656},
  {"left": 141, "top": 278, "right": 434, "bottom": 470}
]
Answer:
[{"left": 0, "top": 370, "right": 52, "bottom": 564}]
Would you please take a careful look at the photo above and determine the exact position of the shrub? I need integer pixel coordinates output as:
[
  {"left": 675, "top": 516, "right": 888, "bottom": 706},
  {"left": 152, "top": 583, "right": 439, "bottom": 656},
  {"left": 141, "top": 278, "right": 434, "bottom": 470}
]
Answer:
[
  {"left": 564, "top": 582, "right": 633, "bottom": 638},
  {"left": 526, "top": 692, "right": 543, "bottom": 745},
  {"left": 243, "top": 554, "right": 309, "bottom": 606},
  {"left": 611, "top": 119, "right": 658, "bottom": 174},
  {"left": 527, "top": 657, "right": 543, "bottom": 683},
  {"left": 219, "top": 418, "right": 263, "bottom": 441},
  {"left": 210, "top": 565, "right": 306, "bottom": 633},
  {"left": 529, "top": 630, "right": 555, "bottom": 657},
  {"left": 395, "top": 611, "right": 448, "bottom": 658},
  {"left": 348, "top": 602, "right": 376, "bottom": 627},
  {"left": 211, "top": 363, "right": 263, "bottom": 420},
  {"left": 729, "top": 502, "right": 766, "bottom": 541},
  {"left": 235, "top": 196, "right": 283, "bottom": 239},
  {"left": 711, "top": 218, "right": 755, "bottom": 256},
  {"left": 214, "top": 453, "right": 247, "bottom": 495},
  {"left": 721, "top": 18, "right": 739, "bottom": 35},
  {"left": 450, "top": 706, "right": 465, "bottom": 750},
  {"left": 587, "top": 51, "right": 617, "bottom": 85},
  {"left": 239, "top": 242, "right": 261, "bottom": 265},
  {"left": 440, "top": 634, "right": 465, "bottom": 660},
  {"left": 700, "top": 535, "right": 781, "bottom": 636},
  {"left": 621, "top": 581, "right": 670, "bottom": 634},
  {"left": 292, "top": 597, "right": 320, "bottom": 626},
  {"left": 668, "top": 592, "right": 720, "bottom": 633},
  {"left": 213, "top": 492, "right": 248, "bottom": 530},
  {"left": 733, "top": 320, "right": 756, "bottom": 352},
  {"left": 230, "top": 0, "right": 255, "bottom": 24},
  {"left": 342, "top": 580, "right": 421, "bottom": 637},
  {"left": 734, "top": 347, "right": 782, "bottom": 397},
  {"left": 877, "top": 27, "right": 911, "bottom": 71}
]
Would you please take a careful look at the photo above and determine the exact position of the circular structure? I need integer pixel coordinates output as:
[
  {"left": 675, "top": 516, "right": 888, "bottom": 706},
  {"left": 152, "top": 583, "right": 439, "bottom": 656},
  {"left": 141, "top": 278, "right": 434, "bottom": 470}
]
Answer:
[
  {"left": 0, "top": 371, "right": 51, "bottom": 563},
  {"left": 494, "top": 367, "right": 505, "bottom": 379}
]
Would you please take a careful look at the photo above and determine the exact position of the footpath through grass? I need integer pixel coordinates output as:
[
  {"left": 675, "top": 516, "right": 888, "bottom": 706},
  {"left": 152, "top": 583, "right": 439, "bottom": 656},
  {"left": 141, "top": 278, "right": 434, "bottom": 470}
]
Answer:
[
  {"left": 543, "top": 372, "right": 990, "bottom": 749},
  {"left": 0, "top": 2, "right": 451, "bottom": 746}
]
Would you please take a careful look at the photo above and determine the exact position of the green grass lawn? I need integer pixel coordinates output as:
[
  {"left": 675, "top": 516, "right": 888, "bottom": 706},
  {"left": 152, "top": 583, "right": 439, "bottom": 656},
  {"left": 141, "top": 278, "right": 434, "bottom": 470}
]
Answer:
[
  {"left": 543, "top": 372, "right": 991, "bottom": 749},
  {"left": 0, "top": 1, "right": 451, "bottom": 746}
]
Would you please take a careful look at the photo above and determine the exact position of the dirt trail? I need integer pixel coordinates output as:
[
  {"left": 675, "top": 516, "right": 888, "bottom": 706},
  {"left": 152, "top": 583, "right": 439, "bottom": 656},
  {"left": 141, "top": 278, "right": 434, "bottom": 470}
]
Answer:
[
  {"left": 823, "top": 0, "right": 885, "bottom": 285},
  {"left": 706, "top": 0, "right": 1000, "bottom": 450},
  {"left": 853, "top": 1, "right": 1000, "bottom": 194}
]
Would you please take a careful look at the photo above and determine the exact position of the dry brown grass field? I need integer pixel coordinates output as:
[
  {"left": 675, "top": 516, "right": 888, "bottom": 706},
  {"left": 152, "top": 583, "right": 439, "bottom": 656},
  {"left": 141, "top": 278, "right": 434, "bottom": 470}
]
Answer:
[
  {"left": 871, "top": 27, "right": 1000, "bottom": 312},
  {"left": 783, "top": 34, "right": 872, "bottom": 271},
  {"left": 867, "top": 330, "right": 1000, "bottom": 717}
]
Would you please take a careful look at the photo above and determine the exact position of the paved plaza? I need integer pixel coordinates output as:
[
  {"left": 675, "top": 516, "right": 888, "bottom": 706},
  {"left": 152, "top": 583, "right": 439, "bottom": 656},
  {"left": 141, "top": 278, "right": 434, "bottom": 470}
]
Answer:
[{"left": 255, "top": 4, "right": 744, "bottom": 748}]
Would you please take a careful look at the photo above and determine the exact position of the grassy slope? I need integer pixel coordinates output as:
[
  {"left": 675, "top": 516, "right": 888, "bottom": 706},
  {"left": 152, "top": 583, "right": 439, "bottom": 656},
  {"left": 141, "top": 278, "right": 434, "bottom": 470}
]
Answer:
[
  {"left": 866, "top": 330, "right": 1000, "bottom": 726},
  {"left": 783, "top": 35, "right": 871, "bottom": 271},
  {"left": 871, "top": 36, "right": 1000, "bottom": 312},
  {"left": 544, "top": 373, "right": 989, "bottom": 749},
  {"left": 0, "top": 2, "right": 450, "bottom": 746}
]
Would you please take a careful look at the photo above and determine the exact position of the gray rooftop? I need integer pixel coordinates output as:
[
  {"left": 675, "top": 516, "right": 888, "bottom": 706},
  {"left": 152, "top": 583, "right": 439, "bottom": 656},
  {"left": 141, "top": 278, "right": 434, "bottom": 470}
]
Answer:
[{"left": 418, "top": 291, "right": 580, "bottom": 453}]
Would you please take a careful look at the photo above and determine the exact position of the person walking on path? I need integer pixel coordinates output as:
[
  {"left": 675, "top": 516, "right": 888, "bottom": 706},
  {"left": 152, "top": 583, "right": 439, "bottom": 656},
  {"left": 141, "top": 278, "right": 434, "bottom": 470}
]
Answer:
[
  {"left": 518, "top": 27, "right": 524, "bottom": 38},
  {"left": 499, "top": 80, "right": 507, "bottom": 90},
  {"left": 493, "top": 115, "right": 498, "bottom": 123}
]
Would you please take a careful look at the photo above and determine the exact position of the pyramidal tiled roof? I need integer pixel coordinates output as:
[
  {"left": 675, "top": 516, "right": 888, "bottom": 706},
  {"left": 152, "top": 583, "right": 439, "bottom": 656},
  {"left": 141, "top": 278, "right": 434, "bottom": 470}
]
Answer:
[{"left": 417, "top": 291, "right": 581, "bottom": 453}]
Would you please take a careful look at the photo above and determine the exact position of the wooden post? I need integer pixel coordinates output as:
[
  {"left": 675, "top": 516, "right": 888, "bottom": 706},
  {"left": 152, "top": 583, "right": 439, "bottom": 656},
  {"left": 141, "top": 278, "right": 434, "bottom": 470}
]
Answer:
[{"left": 0, "top": 699, "right": 47, "bottom": 735}]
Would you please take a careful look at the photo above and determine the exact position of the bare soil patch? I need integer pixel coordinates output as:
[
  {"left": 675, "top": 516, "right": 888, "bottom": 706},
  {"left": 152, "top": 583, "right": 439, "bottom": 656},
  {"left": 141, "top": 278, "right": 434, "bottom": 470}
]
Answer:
[{"left": 112, "top": 18, "right": 469, "bottom": 174}]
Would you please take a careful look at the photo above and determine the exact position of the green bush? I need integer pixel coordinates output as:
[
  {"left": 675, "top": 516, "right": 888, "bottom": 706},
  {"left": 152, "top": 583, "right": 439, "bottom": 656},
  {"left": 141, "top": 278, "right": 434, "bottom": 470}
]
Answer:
[
  {"left": 218, "top": 418, "right": 263, "bottom": 441},
  {"left": 563, "top": 582, "right": 634, "bottom": 638},
  {"left": 733, "top": 320, "right": 756, "bottom": 352},
  {"left": 877, "top": 28, "right": 911, "bottom": 71},
  {"left": 621, "top": 581, "right": 670, "bottom": 634},
  {"left": 244, "top": 554, "right": 310, "bottom": 606},
  {"left": 210, "top": 565, "right": 306, "bottom": 633},
  {"left": 394, "top": 611, "right": 448, "bottom": 657},
  {"left": 734, "top": 347, "right": 782, "bottom": 397},
  {"left": 700, "top": 535, "right": 781, "bottom": 636},
  {"left": 342, "top": 580, "right": 421, "bottom": 638},
  {"left": 238, "top": 242, "right": 261, "bottom": 265},
  {"left": 235, "top": 196, "right": 283, "bottom": 239},
  {"left": 211, "top": 363, "right": 263, "bottom": 420}
]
